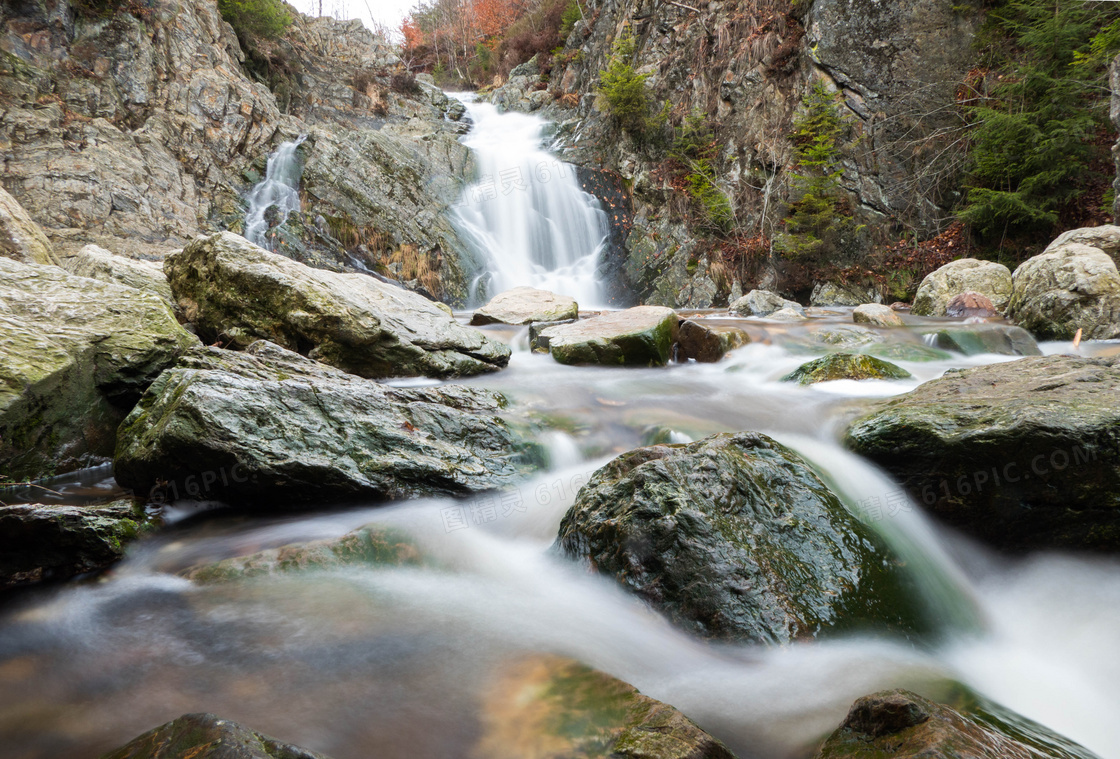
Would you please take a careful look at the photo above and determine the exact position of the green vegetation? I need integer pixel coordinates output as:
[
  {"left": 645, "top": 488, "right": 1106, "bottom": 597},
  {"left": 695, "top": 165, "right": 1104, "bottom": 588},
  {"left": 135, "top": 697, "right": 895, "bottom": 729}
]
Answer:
[
  {"left": 217, "top": 0, "right": 293, "bottom": 43},
  {"left": 958, "top": 0, "right": 1120, "bottom": 242},
  {"left": 598, "top": 32, "right": 650, "bottom": 134},
  {"left": 671, "top": 112, "right": 735, "bottom": 234}
]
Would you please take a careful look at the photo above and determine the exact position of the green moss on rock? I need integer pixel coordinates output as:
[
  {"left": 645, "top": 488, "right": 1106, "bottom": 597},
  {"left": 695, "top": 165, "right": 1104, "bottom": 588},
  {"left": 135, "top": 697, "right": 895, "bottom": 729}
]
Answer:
[{"left": 782, "top": 353, "right": 912, "bottom": 385}]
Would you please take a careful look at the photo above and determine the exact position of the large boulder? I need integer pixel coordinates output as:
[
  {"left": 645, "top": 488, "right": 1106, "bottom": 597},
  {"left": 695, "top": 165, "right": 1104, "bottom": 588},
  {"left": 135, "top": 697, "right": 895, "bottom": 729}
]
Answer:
[
  {"left": 61, "top": 244, "right": 175, "bottom": 310},
  {"left": 101, "top": 713, "right": 334, "bottom": 759},
  {"left": 165, "top": 232, "right": 510, "bottom": 379},
  {"left": 814, "top": 690, "right": 1092, "bottom": 759},
  {"left": 114, "top": 341, "right": 535, "bottom": 505},
  {"left": 730, "top": 289, "right": 805, "bottom": 317},
  {"left": 539, "top": 306, "right": 679, "bottom": 366},
  {"left": 811, "top": 282, "right": 881, "bottom": 307},
  {"left": 556, "top": 432, "right": 928, "bottom": 643},
  {"left": 0, "top": 499, "right": 150, "bottom": 587},
  {"left": 470, "top": 286, "right": 579, "bottom": 326},
  {"left": 845, "top": 356, "right": 1120, "bottom": 552},
  {"left": 0, "top": 258, "right": 197, "bottom": 480},
  {"left": 1006, "top": 243, "right": 1120, "bottom": 340},
  {"left": 676, "top": 319, "right": 751, "bottom": 362},
  {"left": 1045, "top": 224, "right": 1120, "bottom": 263},
  {"left": 911, "top": 259, "right": 1013, "bottom": 316},
  {"left": 475, "top": 654, "right": 736, "bottom": 759},
  {"left": 782, "top": 353, "right": 912, "bottom": 385},
  {"left": 0, "top": 186, "right": 58, "bottom": 266}
]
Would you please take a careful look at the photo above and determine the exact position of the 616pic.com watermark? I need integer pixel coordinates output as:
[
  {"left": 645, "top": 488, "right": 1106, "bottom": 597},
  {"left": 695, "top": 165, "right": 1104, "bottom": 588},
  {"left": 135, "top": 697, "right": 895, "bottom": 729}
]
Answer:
[
  {"left": 914, "top": 444, "right": 1099, "bottom": 505},
  {"left": 440, "top": 470, "right": 592, "bottom": 532}
]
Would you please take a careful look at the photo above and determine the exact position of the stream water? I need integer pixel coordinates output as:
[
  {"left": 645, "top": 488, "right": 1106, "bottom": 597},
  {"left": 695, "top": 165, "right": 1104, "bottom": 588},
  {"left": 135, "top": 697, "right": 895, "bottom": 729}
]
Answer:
[{"left": 2, "top": 106, "right": 1120, "bottom": 759}]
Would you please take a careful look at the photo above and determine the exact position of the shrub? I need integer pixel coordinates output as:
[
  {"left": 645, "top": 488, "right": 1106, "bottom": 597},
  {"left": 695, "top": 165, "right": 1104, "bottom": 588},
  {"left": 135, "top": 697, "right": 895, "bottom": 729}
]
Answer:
[
  {"left": 217, "top": 0, "right": 292, "bottom": 43},
  {"left": 390, "top": 70, "right": 422, "bottom": 95},
  {"left": 598, "top": 32, "right": 649, "bottom": 134}
]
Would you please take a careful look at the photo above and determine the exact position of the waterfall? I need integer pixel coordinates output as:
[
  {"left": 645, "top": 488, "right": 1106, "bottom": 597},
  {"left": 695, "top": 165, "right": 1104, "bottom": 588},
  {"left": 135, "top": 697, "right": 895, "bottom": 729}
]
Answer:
[
  {"left": 244, "top": 135, "right": 308, "bottom": 249},
  {"left": 451, "top": 98, "right": 610, "bottom": 307}
]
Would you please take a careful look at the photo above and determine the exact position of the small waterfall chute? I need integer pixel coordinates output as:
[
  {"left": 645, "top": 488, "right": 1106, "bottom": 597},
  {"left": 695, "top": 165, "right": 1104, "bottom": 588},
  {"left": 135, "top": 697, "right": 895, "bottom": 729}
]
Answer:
[{"left": 244, "top": 135, "right": 308, "bottom": 249}]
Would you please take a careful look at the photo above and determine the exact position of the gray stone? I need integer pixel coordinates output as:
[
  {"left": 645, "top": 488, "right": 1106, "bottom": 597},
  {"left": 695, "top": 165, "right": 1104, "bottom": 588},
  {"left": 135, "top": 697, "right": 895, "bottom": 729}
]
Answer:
[
  {"left": 540, "top": 307, "right": 679, "bottom": 366},
  {"left": 912, "top": 259, "right": 1013, "bottom": 316},
  {"left": 811, "top": 282, "right": 881, "bottom": 307},
  {"left": 852, "top": 303, "right": 903, "bottom": 327},
  {"left": 730, "top": 290, "right": 804, "bottom": 317},
  {"left": 470, "top": 286, "right": 579, "bottom": 326},
  {"left": 61, "top": 244, "right": 174, "bottom": 310},
  {"left": 101, "top": 712, "right": 335, "bottom": 759},
  {"left": 0, "top": 185, "right": 57, "bottom": 266},
  {"left": 676, "top": 319, "right": 751, "bottom": 362},
  {"left": 1007, "top": 243, "right": 1120, "bottom": 340}
]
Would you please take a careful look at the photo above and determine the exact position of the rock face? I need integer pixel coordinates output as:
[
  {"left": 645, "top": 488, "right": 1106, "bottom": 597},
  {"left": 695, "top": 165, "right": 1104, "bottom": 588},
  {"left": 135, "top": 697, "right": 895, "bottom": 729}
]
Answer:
[
  {"left": 476, "top": 654, "right": 736, "bottom": 759},
  {"left": 945, "top": 291, "right": 997, "bottom": 318},
  {"left": 114, "top": 341, "right": 534, "bottom": 505},
  {"left": 0, "top": 186, "right": 57, "bottom": 265},
  {"left": 845, "top": 356, "right": 1120, "bottom": 552},
  {"left": 0, "top": 258, "right": 197, "bottom": 479},
  {"left": 0, "top": 499, "right": 149, "bottom": 587},
  {"left": 166, "top": 232, "right": 509, "bottom": 379},
  {"left": 470, "top": 286, "right": 579, "bottom": 326},
  {"left": 1007, "top": 242, "right": 1120, "bottom": 340},
  {"left": 730, "top": 290, "right": 804, "bottom": 317},
  {"left": 814, "top": 690, "right": 1091, "bottom": 759},
  {"left": 101, "top": 712, "right": 333, "bottom": 759},
  {"left": 852, "top": 304, "right": 903, "bottom": 328},
  {"left": 184, "top": 524, "right": 425, "bottom": 583},
  {"left": 61, "top": 244, "right": 174, "bottom": 309},
  {"left": 782, "top": 353, "right": 912, "bottom": 385},
  {"left": 540, "top": 306, "right": 679, "bottom": 366},
  {"left": 556, "top": 432, "right": 927, "bottom": 643},
  {"left": 911, "top": 259, "right": 1013, "bottom": 316},
  {"left": 676, "top": 320, "right": 751, "bottom": 362}
]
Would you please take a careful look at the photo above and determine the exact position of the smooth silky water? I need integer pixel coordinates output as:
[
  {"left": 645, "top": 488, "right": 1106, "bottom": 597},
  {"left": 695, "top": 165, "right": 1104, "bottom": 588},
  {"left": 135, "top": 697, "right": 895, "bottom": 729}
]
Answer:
[{"left": 2, "top": 102, "right": 1120, "bottom": 759}]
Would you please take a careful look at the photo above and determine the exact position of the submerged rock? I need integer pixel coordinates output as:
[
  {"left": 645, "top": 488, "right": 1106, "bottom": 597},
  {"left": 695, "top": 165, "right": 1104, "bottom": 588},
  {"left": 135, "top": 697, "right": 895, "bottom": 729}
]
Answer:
[
  {"left": 852, "top": 303, "right": 904, "bottom": 328},
  {"left": 912, "top": 259, "right": 1013, "bottom": 316},
  {"left": 0, "top": 258, "right": 197, "bottom": 479},
  {"left": 114, "top": 342, "right": 535, "bottom": 506},
  {"left": 184, "top": 524, "right": 425, "bottom": 583},
  {"left": 730, "top": 289, "right": 805, "bottom": 317},
  {"left": 470, "top": 286, "right": 579, "bottom": 326},
  {"left": 923, "top": 324, "right": 1041, "bottom": 356},
  {"left": 540, "top": 306, "right": 678, "bottom": 366},
  {"left": 475, "top": 654, "right": 736, "bottom": 759},
  {"left": 0, "top": 186, "right": 57, "bottom": 266},
  {"left": 0, "top": 499, "right": 150, "bottom": 587},
  {"left": 814, "top": 689, "right": 1092, "bottom": 759},
  {"left": 100, "top": 712, "right": 333, "bottom": 759},
  {"left": 556, "top": 432, "right": 928, "bottom": 643},
  {"left": 61, "top": 244, "right": 174, "bottom": 310},
  {"left": 676, "top": 319, "right": 751, "bottom": 362},
  {"left": 783, "top": 353, "right": 912, "bottom": 385},
  {"left": 944, "top": 291, "right": 998, "bottom": 318},
  {"left": 845, "top": 356, "right": 1120, "bottom": 552},
  {"left": 1007, "top": 242, "right": 1120, "bottom": 340},
  {"left": 166, "top": 232, "right": 510, "bottom": 379}
]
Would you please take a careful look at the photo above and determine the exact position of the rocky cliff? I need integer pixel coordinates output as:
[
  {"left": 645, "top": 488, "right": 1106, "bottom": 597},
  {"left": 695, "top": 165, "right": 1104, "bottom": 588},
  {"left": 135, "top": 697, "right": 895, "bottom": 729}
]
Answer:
[{"left": 0, "top": 0, "right": 481, "bottom": 302}]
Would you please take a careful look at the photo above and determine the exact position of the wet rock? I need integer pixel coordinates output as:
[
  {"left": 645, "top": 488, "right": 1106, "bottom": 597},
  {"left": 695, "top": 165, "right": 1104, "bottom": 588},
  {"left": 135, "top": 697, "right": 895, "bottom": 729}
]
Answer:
[
  {"left": 676, "top": 319, "right": 751, "bottom": 362},
  {"left": 730, "top": 290, "right": 805, "bottom": 317},
  {"left": 166, "top": 232, "right": 510, "bottom": 379},
  {"left": 912, "top": 259, "right": 1013, "bottom": 316},
  {"left": 811, "top": 282, "right": 881, "bottom": 307},
  {"left": 845, "top": 356, "right": 1120, "bottom": 552},
  {"left": 556, "top": 432, "right": 929, "bottom": 643},
  {"left": 945, "top": 291, "right": 998, "bottom": 318},
  {"left": 1007, "top": 242, "right": 1120, "bottom": 340},
  {"left": 852, "top": 304, "right": 903, "bottom": 328},
  {"left": 529, "top": 319, "right": 579, "bottom": 352},
  {"left": 814, "top": 689, "right": 1092, "bottom": 759},
  {"left": 0, "top": 185, "right": 57, "bottom": 266},
  {"left": 0, "top": 499, "right": 150, "bottom": 588},
  {"left": 475, "top": 654, "right": 736, "bottom": 759},
  {"left": 540, "top": 306, "right": 678, "bottom": 366},
  {"left": 100, "top": 712, "right": 333, "bottom": 759},
  {"left": 769, "top": 307, "right": 808, "bottom": 321},
  {"left": 470, "top": 286, "right": 579, "bottom": 326},
  {"left": 184, "top": 524, "right": 425, "bottom": 583},
  {"left": 862, "top": 342, "right": 952, "bottom": 363},
  {"left": 924, "top": 325, "right": 1041, "bottom": 356},
  {"left": 804, "top": 325, "right": 884, "bottom": 351},
  {"left": 0, "top": 258, "right": 197, "bottom": 480},
  {"left": 61, "top": 244, "right": 174, "bottom": 310},
  {"left": 782, "top": 353, "right": 912, "bottom": 385},
  {"left": 114, "top": 342, "right": 535, "bottom": 506}
]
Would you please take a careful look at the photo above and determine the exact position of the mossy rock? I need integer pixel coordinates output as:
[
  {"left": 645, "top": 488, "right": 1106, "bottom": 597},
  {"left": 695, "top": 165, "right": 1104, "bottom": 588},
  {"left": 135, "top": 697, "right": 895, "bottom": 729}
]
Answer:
[
  {"left": 99, "top": 712, "right": 333, "bottom": 759},
  {"left": 782, "top": 353, "right": 912, "bottom": 385},
  {"left": 556, "top": 432, "right": 932, "bottom": 643},
  {"left": 541, "top": 307, "right": 679, "bottom": 366}
]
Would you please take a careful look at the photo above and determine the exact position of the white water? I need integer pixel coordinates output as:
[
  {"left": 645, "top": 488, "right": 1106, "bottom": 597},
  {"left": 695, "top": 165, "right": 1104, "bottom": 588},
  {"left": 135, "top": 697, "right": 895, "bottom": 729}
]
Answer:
[
  {"left": 244, "top": 135, "right": 308, "bottom": 249},
  {"left": 451, "top": 97, "right": 610, "bottom": 307}
]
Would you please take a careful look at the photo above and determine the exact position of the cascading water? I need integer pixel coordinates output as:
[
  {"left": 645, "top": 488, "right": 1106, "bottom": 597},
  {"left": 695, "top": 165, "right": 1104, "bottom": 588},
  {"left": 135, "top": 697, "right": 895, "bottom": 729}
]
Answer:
[
  {"left": 244, "top": 135, "right": 308, "bottom": 249},
  {"left": 451, "top": 97, "right": 610, "bottom": 306}
]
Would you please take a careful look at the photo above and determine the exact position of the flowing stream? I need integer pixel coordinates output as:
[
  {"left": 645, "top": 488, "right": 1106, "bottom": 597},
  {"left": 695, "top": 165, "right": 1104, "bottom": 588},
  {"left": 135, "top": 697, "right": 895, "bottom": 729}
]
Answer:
[
  {"left": 244, "top": 135, "right": 308, "bottom": 249},
  {"left": 451, "top": 96, "right": 610, "bottom": 307},
  {"left": 2, "top": 107, "right": 1120, "bottom": 759}
]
